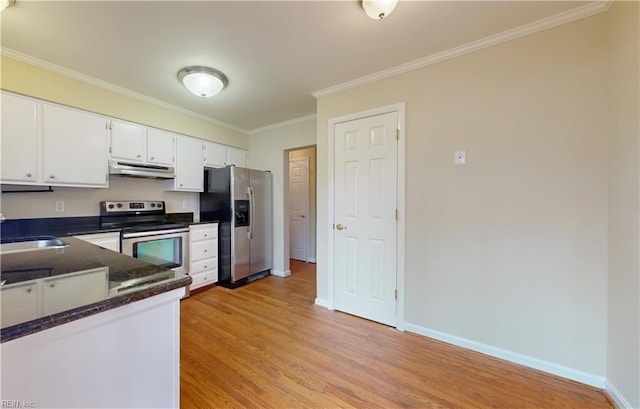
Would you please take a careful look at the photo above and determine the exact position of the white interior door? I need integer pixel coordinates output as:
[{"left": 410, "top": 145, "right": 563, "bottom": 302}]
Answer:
[
  {"left": 289, "top": 157, "right": 309, "bottom": 262},
  {"left": 334, "top": 112, "right": 398, "bottom": 326}
]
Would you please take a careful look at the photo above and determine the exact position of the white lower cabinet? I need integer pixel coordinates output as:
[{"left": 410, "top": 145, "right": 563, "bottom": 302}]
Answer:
[
  {"left": 1, "top": 288, "right": 184, "bottom": 409},
  {"left": 73, "top": 232, "right": 121, "bottom": 252},
  {"left": 0, "top": 267, "right": 109, "bottom": 327},
  {"left": 1, "top": 282, "right": 39, "bottom": 328},
  {"left": 188, "top": 223, "right": 218, "bottom": 290}
]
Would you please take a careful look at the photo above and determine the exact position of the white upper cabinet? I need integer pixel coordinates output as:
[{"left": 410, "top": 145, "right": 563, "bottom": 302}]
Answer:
[
  {"left": 110, "top": 121, "right": 175, "bottom": 166},
  {"left": 203, "top": 141, "right": 227, "bottom": 168},
  {"left": 203, "top": 141, "right": 247, "bottom": 168},
  {"left": 1, "top": 93, "right": 39, "bottom": 184},
  {"left": 110, "top": 120, "right": 146, "bottom": 162},
  {"left": 1, "top": 92, "right": 109, "bottom": 188},
  {"left": 42, "top": 104, "right": 110, "bottom": 187},
  {"left": 226, "top": 147, "right": 247, "bottom": 167},
  {"left": 146, "top": 128, "right": 175, "bottom": 166},
  {"left": 165, "top": 135, "right": 203, "bottom": 192}
]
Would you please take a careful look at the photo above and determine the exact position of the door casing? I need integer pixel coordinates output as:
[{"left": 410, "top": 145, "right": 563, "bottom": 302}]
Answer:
[{"left": 327, "top": 103, "right": 406, "bottom": 331}]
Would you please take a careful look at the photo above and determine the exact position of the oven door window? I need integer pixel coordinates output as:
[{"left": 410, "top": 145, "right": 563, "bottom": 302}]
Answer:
[{"left": 133, "top": 237, "right": 182, "bottom": 269}]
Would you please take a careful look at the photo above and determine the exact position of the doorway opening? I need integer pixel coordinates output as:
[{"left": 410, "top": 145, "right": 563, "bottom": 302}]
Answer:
[{"left": 285, "top": 146, "right": 317, "bottom": 266}]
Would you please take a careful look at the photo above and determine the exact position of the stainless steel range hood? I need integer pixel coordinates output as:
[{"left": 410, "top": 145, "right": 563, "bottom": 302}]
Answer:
[{"left": 109, "top": 160, "right": 175, "bottom": 179}]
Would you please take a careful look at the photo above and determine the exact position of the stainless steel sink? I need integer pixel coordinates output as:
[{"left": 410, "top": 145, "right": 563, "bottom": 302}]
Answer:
[{"left": 0, "top": 236, "right": 70, "bottom": 255}]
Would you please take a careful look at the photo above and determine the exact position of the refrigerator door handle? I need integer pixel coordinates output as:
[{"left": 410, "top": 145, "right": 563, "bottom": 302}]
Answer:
[{"left": 248, "top": 186, "right": 255, "bottom": 239}]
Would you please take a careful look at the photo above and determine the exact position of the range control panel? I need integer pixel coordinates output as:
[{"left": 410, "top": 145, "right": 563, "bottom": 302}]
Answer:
[{"left": 100, "top": 201, "right": 165, "bottom": 214}]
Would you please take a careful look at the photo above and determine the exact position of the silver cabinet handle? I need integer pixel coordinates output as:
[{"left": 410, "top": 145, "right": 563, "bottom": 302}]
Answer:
[
  {"left": 49, "top": 175, "right": 55, "bottom": 179},
  {"left": 137, "top": 154, "right": 141, "bottom": 158},
  {"left": 26, "top": 173, "right": 32, "bottom": 178},
  {"left": 150, "top": 156, "right": 155, "bottom": 160}
]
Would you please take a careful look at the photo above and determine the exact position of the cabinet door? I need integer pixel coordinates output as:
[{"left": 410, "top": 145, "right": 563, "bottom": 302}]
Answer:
[
  {"left": 226, "top": 147, "right": 247, "bottom": 167},
  {"left": 1, "top": 93, "right": 39, "bottom": 184},
  {"left": 110, "top": 120, "right": 146, "bottom": 162},
  {"left": 147, "top": 129, "right": 175, "bottom": 165},
  {"left": 203, "top": 141, "right": 227, "bottom": 168},
  {"left": 73, "top": 232, "right": 121, "bottom": 252},
  {"left": 1, "top": 282, "right": 39, "bottom": 327},
  {"left": 42, "top": 268, "right": 108, "bottom": 315},
  {"left": 171, "top": 135, "right": 203, "bottom": 191},
  {"left": 42, "top": 104, "right": 110, "bottom": 187}
]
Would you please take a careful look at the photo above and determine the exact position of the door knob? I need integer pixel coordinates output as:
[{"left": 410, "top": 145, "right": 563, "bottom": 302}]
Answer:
[
  {"left": 336, "top": 223, "right": 347, "bottom": 230},
  {"left": 301, "top": 214, "right": 305, "bottom": 218}
]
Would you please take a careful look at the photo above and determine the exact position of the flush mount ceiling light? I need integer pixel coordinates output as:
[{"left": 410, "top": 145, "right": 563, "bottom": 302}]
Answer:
[
  {"left": 178, "top": 66, "right": 228, "bottom": 98},
  {"left": 0, "top": 0, "right": 16, "bottom": 12},
  {"left": 362, "top": 0, "right": 398, "bottom": 20}
]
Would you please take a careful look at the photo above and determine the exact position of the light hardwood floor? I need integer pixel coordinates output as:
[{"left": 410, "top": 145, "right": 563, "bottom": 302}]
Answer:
[{"left": 180, "top": 260, "right": 612, "bottom": 408}]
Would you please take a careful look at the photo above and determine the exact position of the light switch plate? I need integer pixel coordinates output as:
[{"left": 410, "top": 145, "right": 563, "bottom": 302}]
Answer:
[
  {"left": 454, "top": 150, "right": 466, "bottom": 166},
  {"left": 55, "top": 201, "right": 65, "bottom": 212}
]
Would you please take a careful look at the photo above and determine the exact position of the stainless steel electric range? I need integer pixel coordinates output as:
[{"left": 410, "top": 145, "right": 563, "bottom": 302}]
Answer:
[{"left": 100, "top": 201, "right": 189, "bottom": 274}]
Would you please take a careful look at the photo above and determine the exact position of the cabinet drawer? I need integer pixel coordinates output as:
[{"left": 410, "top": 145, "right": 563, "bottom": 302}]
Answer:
[
  {"left": 190, "top": 226, "right": 217, "bottom": 241},
  {"left": 191, "top": 240, "right": 217, "bottom": 261},
  {"left": 190, "top": 271, "right": 217, "bottom": 290},
  {"left": 190, "top": 258, "right": 217, "bottom": 275}
]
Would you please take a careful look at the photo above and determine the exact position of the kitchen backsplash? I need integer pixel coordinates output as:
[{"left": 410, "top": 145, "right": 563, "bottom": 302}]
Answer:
[{"left": 0, "top": 176, "right": 199, "bottom": 220}]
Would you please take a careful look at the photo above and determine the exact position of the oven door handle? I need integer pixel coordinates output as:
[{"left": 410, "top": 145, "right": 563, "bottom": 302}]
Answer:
[
  {"left": 122, "top": 227, "right": 189, "bottom": 239},
  {"left": 249, "top": 186, "right": 255, "bottom": 240}
]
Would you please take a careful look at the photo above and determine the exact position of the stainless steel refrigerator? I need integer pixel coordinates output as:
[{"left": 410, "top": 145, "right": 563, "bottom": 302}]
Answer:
[{"left": 200, "top": 166, "right": 272, "bottom": 287}]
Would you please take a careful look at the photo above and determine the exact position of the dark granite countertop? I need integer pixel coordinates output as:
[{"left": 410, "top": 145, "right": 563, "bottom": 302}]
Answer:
[{"left": 0, "top": 237, "right": 192, "bottom": 343}]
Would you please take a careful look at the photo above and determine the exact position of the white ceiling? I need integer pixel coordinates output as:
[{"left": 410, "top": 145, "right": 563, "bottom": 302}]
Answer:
[{"left": 1, "top": 1, "right": 592, "bottom": 133}]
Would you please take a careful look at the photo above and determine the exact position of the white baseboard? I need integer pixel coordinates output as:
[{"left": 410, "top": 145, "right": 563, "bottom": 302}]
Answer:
[
  {"left": 404, "top": 323, "right": 606, "bottom": 389},
  {"left": 605, "top": 379, "right": 634, "bottom": 409},
  {"left": 314, "top": 298, "right": 329, "bottom": 308},
  {"left": 307, "top": 258, "right": 317, "bottom": 264},
  {"left": 271, "top": 269, "right": 291, "bottom": 278}
]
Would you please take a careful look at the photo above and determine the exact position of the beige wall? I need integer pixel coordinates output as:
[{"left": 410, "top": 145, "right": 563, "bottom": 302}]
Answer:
[
  {"left": 606, "top": 1, "right": 640, "bottom": 407},
  {"left": 317, "top": 13, "right": 610, "bottom": 379},
  {"left": 289, "top": 147, "right": 317, "bottom": 262},
  {"left": 0, "top": 56, "right": 248, "bottom": 147},
  {"left": 248, "top": 118, "right": 317, "bottom": 275}
]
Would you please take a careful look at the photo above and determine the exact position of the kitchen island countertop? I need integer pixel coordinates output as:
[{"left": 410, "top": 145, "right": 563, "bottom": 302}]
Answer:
[{"left": 0, "top": 236, "right": 191, "bottom": 343}]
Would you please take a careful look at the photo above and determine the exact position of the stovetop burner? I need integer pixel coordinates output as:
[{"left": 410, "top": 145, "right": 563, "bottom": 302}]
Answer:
[{"left": 99, "top": 201, "right": 189, "bottom": 234}]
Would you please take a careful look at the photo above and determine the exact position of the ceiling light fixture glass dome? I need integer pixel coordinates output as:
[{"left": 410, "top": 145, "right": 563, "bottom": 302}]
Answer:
[
  {"left": 362, "top": 0, "right": 398, "bottom": 20},
  {"left": 178, "top": 66, "right": 228, "bottom": 98}
]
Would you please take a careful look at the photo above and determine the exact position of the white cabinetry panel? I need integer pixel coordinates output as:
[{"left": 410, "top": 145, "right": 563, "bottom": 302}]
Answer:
[
  {"left": 146, "top": 128, "right": 175, "bottom": 165},
  {"left": 203, "top": 141, "right": 227, "bottom": 168},
  {"left": 203, "top": 141, "right": 247, "bottom": 168},
  {"left": 41, "top": 104, "right": 110, "bottom": 187},
  {"left": 188, "top": 223, "right": 218, "bottom": 290},
  {"left": 226, "top": 147, "right": 247, "bottom": 167},
  {"left": 165, "top": 135, "right": 203, "bottom": 192},
  {"left": 110, "top": 121, "right": 175, "bottom": 166},
  {"left": 110, "top": 120, "right": 147, "bottom": 162},
  {"left": 0, "top": 93, "right": 39, "bottom": 184},
  {"left": 73, "top": 232, "right": 121, "bottom": 252}
]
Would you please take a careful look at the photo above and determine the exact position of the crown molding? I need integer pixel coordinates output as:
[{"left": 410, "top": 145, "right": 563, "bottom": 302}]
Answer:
[
  {"left": 248, "top": 113, "right": 317, "bottom": 135},
  {"left": 0, "top": 47, "right": 249, "bottom": 135},
  {"left": 312, "top": 0, "right": 614, "bottom": 98}
]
